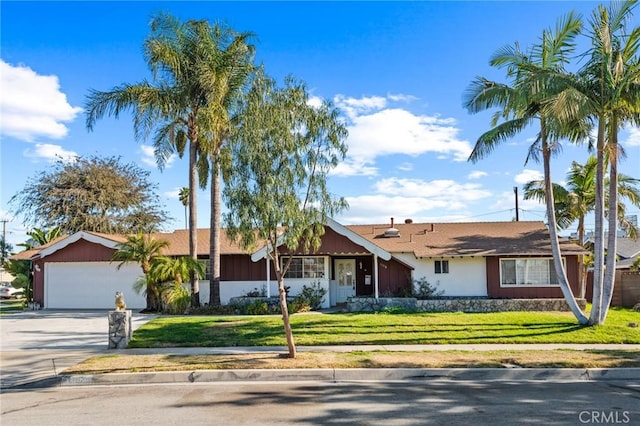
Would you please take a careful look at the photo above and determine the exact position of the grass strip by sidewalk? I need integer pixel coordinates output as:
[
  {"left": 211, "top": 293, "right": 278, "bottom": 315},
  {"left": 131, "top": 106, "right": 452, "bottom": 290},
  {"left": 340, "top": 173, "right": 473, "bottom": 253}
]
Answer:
[
  {"left": 65, "top": 349, "right": 640, "bottom": 374},
  {"left": 129, "top": 308, "right": 640, "bottom": 348}
]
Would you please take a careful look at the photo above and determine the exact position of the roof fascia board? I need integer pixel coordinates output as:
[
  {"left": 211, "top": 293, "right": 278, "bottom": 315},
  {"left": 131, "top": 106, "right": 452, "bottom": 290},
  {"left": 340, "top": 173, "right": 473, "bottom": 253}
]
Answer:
[{"left": 39, "top": 231, "right": 120, "bottom": 258}]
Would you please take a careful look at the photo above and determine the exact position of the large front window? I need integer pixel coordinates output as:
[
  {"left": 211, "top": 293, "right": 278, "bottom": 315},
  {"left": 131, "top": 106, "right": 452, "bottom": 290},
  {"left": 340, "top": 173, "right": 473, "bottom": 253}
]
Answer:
[
  {"left": 500, "top": 258, "right": 561, "bottom": 286},
  {"left": 283, "top": 256, "right": 326, "bottom": 279}
]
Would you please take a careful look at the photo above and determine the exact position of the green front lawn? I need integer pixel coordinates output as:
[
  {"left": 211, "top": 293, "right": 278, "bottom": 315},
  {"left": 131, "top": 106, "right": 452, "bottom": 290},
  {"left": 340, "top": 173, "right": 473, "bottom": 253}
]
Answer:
[{"left": 129, "top": 307, "right": 640, "bottom": 348}]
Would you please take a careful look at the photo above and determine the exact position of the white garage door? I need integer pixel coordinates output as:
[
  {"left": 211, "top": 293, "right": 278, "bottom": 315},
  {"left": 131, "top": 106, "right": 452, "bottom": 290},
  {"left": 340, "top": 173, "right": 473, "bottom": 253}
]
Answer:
[{"left": 45, "top": 262, "right": 146, "bottom": 309}]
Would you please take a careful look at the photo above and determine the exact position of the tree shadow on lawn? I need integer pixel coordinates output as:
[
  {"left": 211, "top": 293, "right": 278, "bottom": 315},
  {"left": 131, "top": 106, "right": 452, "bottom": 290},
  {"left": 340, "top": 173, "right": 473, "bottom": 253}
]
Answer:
[{"left": 131, "top": 320, "right": 591, "bottom": 347}]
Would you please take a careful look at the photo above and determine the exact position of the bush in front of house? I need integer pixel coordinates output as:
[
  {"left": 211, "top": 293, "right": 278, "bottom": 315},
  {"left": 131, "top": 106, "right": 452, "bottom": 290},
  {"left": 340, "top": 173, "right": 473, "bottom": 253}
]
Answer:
[
  {"left": 293, "top": 282, "right": 327, "bottom": 310},
  {"left": 160, "top": 282, "right": 191, "bottom": 314},
  {"left": 412, "top": 277, "right": 444, "bottom": 300}
]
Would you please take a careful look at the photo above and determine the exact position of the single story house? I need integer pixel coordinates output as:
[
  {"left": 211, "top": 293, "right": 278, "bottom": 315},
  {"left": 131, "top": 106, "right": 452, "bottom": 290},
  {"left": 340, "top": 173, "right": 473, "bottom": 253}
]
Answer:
[{"left": 12, "top": 219, "right": 587, "bottom": 310}]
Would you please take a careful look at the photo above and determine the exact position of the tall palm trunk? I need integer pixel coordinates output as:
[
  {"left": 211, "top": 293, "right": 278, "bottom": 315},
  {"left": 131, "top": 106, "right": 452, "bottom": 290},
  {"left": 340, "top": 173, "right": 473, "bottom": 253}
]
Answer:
[
  {"left": 209, "top": 161, "right": 222, "bottom": 306},
  {"left": 541, "top": 127, "right": 588, "bottom": 324},
  {"left": 601, "top": 120, "right": 619, "bottom": 323},
  {"left": 577, "top": 215, "right": 587, "bottom": 299},
  {"left": 188, "top": 136, "right": 200, "bottom": 308},
  {"left": 590, "top": 116, "right": 607, "bottom": 325}
]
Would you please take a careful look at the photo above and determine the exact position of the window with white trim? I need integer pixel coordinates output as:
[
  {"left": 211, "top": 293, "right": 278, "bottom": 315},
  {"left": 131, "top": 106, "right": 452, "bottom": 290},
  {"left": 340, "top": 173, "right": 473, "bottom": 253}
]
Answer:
[
  {"left": 500, "top": 258, "right": 562, "bottom": 286},
  {"left": 283, "top": 256, "right": 326, "bottom": 279},
  {"left": 435, "top": 260, "right": 449, "bottom": 274}
]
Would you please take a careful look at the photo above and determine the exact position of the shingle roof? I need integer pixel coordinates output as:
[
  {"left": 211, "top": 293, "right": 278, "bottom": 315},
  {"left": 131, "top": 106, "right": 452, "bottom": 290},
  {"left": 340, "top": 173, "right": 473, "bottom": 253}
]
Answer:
[
  {"left": 346, "top": 221, "right": 586, "bottom": 257},
  {"left": 9, "top": 221, "right": 587, "bottom": 260},
  {"left": 9, "top": 235, "right": 69, "bottom": 260},
  {"left": 616, "top": 237, "right": 640, "bottom": 259},
  {"left": 155, "top": 228, "right": 257, "bottom": 256}
]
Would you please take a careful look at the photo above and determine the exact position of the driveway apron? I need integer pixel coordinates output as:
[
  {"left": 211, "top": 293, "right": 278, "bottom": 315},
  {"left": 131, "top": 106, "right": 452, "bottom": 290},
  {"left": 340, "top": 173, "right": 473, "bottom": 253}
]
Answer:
[{"left": 0, "top": 310, "right": 154, "bottom": 388}]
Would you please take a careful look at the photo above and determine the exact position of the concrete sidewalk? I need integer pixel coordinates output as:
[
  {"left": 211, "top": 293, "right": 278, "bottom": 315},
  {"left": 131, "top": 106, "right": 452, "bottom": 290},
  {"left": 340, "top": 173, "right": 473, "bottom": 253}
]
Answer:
[{"left": 9, "top": 343, "right": 640, "bottom": 389}]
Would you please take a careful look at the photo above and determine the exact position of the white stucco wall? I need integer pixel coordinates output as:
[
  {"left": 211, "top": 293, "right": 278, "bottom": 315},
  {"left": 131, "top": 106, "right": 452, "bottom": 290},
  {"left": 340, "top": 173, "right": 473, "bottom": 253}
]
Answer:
[
  {"left": 393, "top": 253, "right": 488, "bottom": 297},
  {"left": 219, "top": 278, "right": 331, "bottom": 308}
]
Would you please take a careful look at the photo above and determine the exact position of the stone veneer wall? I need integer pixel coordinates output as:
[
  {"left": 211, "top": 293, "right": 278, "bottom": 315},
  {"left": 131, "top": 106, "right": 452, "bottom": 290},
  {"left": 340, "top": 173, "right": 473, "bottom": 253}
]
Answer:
[{"left": 347, "top": 297, "right": 587, "bottom": 313}]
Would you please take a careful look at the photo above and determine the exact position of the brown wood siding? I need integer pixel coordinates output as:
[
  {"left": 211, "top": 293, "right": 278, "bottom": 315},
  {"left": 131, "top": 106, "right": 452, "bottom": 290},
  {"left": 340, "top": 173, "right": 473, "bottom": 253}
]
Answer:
[
  {"left": 378, "top": 258, "right": 412, "bottom": 297},
  {"left": 486, "top": 255, "right": 581, "bottom": 298},
  {"left": 33, "top": 259, "right": 44, "bottom": 306},
  {"left": 44, "top": 239, "right": 116, "bottom": 262},
  {"left": 220, "top": 255, "right": 273, "bottom": 281},
  {"left": 281, "top": 227, "right": 370, "bottom": 255}
]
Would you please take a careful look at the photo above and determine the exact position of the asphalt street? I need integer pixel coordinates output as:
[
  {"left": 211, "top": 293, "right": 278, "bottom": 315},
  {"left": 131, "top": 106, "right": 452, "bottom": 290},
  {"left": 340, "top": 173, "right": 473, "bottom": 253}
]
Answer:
[{"left": 2, "top": 380, "right": 640, "bottom": 425}]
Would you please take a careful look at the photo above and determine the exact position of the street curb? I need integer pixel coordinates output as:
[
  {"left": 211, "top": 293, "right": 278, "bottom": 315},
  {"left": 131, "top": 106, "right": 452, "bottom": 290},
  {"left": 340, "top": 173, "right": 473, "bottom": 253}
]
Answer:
[{"left": 58, "top": 367, "right": 640, "bottom": 387}]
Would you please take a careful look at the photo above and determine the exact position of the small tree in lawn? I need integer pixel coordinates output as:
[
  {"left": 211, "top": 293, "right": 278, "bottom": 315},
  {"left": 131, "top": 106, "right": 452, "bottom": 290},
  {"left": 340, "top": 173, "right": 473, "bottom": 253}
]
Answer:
[{"left": 223, "top": 72, "right": 348, "bottom": 358}]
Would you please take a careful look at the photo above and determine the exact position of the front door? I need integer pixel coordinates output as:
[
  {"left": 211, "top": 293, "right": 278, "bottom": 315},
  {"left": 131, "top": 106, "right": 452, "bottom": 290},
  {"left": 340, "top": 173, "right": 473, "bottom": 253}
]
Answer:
[{"left": 335, "top": 259, "right": 356, "bottom": 303}]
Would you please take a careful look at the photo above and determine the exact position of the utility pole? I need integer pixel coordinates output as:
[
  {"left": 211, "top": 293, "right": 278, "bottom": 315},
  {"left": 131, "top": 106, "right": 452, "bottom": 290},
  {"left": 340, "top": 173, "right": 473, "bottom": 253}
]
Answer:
[
  {"left": 513, "top": 187, "right": 519, "bottom": 222},
  {"left": 1, "top": 219, "right": 8, "bottom": 264}
]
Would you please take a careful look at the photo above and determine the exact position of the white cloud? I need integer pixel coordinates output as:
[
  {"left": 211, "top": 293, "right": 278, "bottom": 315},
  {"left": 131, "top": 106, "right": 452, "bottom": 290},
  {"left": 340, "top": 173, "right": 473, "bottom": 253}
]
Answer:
[
  {"left": 387, "top": 93, "right": 418, "bottom": 103},
  {"left": 334, "top": 94, "right": 387, "bottom": 120},
  {"left": 374, "top": 177, "right": 491, "bottom": 202},
  {"left": 339, "top": 177, "right": 493, "bottom": 224},
  {"left": 0, "top": 60, "right": 82, "bottom": 141},
  {"left": 514, "top": 169, "right": 543, "bottom": 184},
  {"left": 307, "top": 95, "right": 324, "bottom": 108},
  {"left": 622, "top": 126, "right": 640, "bottom": 147},
  {"left": 24, "top": 143, "right": 77, "bottom": 162},
  {"left": 331, "top": 159, "right": 378, "bottom": 177},
  {"left": 490, "top": 190, "right": 547, "bottom": 221},
  {"left": 467, "top": 171, "right": 487, "bottom": 179},
  {"left": 333, "top": 96, "right": 473, "bottom": 177},
  {"left": 398, "top": 162, "right": 413, "bottom": 171},
  {"left": 164, "top": 188, "right": 181, "bottom": 199},
  {"left": 140, "top": 144, "right": 176, "bottom": 169}
]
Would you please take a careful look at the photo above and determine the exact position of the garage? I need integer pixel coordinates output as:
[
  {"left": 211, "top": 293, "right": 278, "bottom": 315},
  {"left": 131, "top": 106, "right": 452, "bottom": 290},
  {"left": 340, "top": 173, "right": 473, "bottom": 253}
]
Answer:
[{"left": 45, "top": 262, "right": 145, "bottom": 309}]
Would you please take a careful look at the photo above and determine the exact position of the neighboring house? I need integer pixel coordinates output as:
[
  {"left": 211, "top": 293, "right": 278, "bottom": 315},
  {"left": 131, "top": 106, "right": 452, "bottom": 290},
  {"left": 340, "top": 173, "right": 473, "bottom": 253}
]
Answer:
[
  {"left": 11, "top": 219, "right": 586, "bottom": 310},
  {"left": 614, "top": 237, "right": 640, "bottom": 270},
  {"left": 585, "top": 237, "right": 640, "bottom": 307}
]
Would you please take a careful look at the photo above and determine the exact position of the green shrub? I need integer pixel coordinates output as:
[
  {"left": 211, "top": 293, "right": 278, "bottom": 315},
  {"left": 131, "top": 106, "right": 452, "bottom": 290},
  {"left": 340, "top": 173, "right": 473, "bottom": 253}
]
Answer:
[
  {"left": 412, "top": 277, "right": 444, "bottom": 300},
  {"left": 288, "top": 300, "right": 311, "bottom": 314},
  {"left": 245, "top": 300, "right": 269, "bottom": 315},
  {"left": 293, "top": 282, "right": 327, "bottom": 310},
  {"left": 160, "top": 282, "right": 191, "bottom": 314},
  {"left": 379, "top": 306, "right": 415, "bottom": 314}
]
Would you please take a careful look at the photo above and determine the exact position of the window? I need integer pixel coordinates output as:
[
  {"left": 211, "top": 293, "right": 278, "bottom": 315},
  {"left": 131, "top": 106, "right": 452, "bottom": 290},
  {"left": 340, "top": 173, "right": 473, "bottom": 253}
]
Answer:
[
  {"left": 283, "top": 256, "right": 325, "bottom": 279},
  {"left": 500, "top": 258, "right": 562, "bottom": 286},
  {"left": 435, "top": 260, "right": 449, "bottom": 274},
  {"left": 201, "top": 259, "right": 211, "bottom": 280}
]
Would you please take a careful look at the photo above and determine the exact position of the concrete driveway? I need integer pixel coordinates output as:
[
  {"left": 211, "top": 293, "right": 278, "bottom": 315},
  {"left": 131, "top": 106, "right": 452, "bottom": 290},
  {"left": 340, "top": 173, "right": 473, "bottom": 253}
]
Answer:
[{"left": 0, "top": 310, "right": 155, "bottom": 388}]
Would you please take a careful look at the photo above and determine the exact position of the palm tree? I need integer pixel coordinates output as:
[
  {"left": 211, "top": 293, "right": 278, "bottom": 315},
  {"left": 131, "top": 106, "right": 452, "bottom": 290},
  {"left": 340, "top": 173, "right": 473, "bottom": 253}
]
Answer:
[
  {"left": 525, "top": 155, "right": 640, "bottom": 245},
  {"left": 86, "top": 13, "right": 249, "bottom": 308},
  {"left": 552, "top": 1, "right": 640, "bottom": 323},
  {"left": 148, "top": 256, "right": 206, "bottom": 313},
  {"left": 178, "top": 187, "right": 189, "bottom": 229},
  {"left": 464, "top": 12, "right": 590, "bottom": 324},
  {"left": 112, "top": 232, "right": 169, "bottom": 311},
  {"left": 524, "top": 155, "right": 640, "bottom": 297},
  {"left": 194, "top": 30, "right": 255, "bottom": 307},
  {"left": 17, "top": 226, "right": 63, "bottom": 250}
]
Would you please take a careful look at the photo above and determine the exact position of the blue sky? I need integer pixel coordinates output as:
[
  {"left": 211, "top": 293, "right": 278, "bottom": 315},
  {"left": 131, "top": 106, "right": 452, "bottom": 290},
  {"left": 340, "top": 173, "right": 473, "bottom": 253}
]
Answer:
[{"left": 1, "top": 1, "right": 639, "bottom": 248}]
